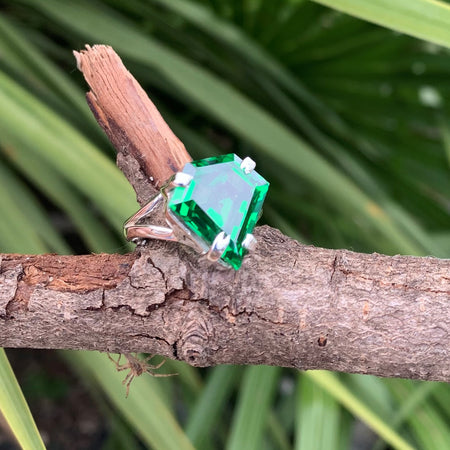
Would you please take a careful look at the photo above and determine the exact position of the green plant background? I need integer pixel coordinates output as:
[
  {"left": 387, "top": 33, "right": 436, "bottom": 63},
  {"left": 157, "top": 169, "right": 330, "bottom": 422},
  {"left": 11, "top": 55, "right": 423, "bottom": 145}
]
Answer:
[{"left": 0, "top": 0, "right": 449, "bottom": 449}]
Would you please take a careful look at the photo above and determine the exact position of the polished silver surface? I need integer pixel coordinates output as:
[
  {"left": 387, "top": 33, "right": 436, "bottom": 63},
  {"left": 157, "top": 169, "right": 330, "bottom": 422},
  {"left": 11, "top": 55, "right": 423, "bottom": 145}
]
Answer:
[
  {"left": 242, "top": 233, "right": 257, "bottom": 251},
  {"left": 240, "top": 157, "right": 256, "bottom": 174},
  {"left": 126, "top": 223, "right": 176, "bottom": 242},
  {"left": 124, "top": 193, "right": 176, "bottom": 243},
  {"left": 205, "top": 232, "right": 231, "bottom": 262},
  {"left": 123, "top": 174, "right": 206, "bottom": 252},
  {"left": 173, "top": 172, "right": 193, "bottom": 187}
]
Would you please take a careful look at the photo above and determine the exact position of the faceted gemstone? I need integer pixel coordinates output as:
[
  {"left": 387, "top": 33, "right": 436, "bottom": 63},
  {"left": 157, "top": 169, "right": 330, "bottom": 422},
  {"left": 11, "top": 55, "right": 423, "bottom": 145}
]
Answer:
[{"left": 167, "top": 154, "right": 269, "bottom": 269}]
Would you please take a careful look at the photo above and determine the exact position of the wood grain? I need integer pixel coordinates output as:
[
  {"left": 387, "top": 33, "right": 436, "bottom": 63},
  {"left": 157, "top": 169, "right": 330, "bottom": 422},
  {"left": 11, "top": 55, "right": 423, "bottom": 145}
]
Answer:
[{"left": 73, "top": 44, "right": 191, "bottom": 202}]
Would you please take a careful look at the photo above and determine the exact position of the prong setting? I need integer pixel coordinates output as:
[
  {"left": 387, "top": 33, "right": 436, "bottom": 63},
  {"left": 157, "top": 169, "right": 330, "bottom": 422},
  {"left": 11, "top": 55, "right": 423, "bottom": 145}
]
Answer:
[
  {"left": 124, "top": 154, "right": 269, "bottom": 269},
  {"left": 242, "top": 233, "right": 257, "bottom": 251},
  {"left": 205, "top": 232, "right": 231, "bottom": 262},
  {"left": 173, "top": 172, "right": 193, "bottom": 187},
  {"left": 240, "top": 157, "right": 256, "bottom": 174},
  {"left": 124, "top": 193, "right": 164, "bottom": 231}
]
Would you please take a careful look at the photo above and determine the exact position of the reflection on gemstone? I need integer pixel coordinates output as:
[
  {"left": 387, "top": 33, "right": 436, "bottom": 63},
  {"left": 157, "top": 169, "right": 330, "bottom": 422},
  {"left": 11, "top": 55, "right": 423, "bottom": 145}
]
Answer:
[{"left": 168, "top": 154, "right": 269, "bottom": 269}]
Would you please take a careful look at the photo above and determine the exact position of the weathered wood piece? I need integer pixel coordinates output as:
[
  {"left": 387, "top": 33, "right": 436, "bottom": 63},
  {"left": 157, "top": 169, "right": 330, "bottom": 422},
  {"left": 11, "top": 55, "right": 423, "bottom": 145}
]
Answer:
[
  {"left": 0, "top": 45, "right": 448, "bottom": 382},
  {"left": 73, "top": 44, "right": 191, "bottom": 203}
]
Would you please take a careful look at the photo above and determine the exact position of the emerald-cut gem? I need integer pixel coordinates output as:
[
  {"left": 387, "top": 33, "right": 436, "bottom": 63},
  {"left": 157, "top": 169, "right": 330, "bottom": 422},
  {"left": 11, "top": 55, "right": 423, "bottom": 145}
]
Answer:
[{"left": 167, "top": 154, "right": 269, "bottom": 269}]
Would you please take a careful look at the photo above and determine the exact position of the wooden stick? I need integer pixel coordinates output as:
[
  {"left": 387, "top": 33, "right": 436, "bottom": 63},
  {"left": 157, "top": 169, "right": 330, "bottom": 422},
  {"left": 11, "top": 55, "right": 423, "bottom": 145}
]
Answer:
[
  {"left": 73, "top": 44, "right": 191, "bottom": 202},
  {"left": 0, "top": 45, "right": 448, "bottom": 382}
]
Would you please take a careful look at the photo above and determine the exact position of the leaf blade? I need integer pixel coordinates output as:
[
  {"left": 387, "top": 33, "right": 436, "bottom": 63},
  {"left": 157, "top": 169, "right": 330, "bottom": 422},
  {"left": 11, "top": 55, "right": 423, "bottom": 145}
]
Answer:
[
  {"left": 0, "top": 349, "right": 45, "bottom": 450},
  {"left": 312, "top": 0, "right": 450, "bottom": 49},
  {"left": 66, "top": 351, "right": 194, "bottom": 450}
]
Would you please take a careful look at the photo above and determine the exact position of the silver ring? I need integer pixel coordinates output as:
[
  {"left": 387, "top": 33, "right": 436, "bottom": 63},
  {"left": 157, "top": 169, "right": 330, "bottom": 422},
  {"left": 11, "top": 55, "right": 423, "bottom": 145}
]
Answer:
[{"left": 124, "top": 154, "right": 269, "bottom": 270}]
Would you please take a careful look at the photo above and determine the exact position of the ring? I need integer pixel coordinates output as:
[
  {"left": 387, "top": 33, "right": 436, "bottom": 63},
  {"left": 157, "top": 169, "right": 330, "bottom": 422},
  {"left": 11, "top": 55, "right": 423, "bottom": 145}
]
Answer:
[{"left": 124, "top": 154, "right": 269, "bottom": 269}]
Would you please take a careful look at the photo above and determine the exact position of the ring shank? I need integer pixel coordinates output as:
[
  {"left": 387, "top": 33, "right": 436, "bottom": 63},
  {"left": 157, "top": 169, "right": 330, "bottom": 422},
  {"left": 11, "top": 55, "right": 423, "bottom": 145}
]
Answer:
[
  {"left": 124, "top": 192, "right": 178, "bottom": 242},
  {"left": 125, "top": 224, "right": 176, "bottom": 242}
]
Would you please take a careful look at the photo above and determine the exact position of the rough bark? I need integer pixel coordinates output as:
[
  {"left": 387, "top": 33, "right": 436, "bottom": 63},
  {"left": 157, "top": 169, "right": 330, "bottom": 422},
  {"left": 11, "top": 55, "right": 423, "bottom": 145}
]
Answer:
[{"left": 0, "top": 45, "right": 448, "bottom": 382}]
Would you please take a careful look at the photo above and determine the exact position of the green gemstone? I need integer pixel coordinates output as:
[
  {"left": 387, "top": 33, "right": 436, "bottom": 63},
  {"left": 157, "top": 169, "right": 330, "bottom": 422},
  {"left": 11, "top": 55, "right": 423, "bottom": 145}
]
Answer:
[{"left": 167, "top": 154, "right": 269, "bottom": 269}]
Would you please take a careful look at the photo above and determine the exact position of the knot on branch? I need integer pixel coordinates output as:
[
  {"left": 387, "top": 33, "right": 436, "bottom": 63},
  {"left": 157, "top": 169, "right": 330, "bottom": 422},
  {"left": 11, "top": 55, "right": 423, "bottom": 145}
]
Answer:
[{"left": 176, "top": 308, "right": 216, "bottom": 366}]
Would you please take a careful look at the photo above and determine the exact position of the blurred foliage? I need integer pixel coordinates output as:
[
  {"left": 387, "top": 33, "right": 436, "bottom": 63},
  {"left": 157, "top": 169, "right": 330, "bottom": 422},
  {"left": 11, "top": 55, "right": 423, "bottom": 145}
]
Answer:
[{"left": 0, "top": 0, "right": 448, "bottom": 449}]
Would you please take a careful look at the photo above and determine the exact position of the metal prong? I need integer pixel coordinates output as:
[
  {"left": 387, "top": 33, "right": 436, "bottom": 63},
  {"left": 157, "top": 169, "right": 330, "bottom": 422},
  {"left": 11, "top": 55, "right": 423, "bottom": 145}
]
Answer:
[
  {"left": 131, "top": 238, "right": 147, "bottom": 246},
  {"left": 173, "top": 172, "right": 193, "bottom": 187},
  {"left": 240, "top": 157, "right": 256, "bottom": 174},
  {"left": 242, "top": 233, "right": 257, "bottom": 251},
  {"left": 124, "top": 193, "right": 163, "bottom": 230},
  {"left": 205, "top": 232, "right": 231, "bottom": 262}
]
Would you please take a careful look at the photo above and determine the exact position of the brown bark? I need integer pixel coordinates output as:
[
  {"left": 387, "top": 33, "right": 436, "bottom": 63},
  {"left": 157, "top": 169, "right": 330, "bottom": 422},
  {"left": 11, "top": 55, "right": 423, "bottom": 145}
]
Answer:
[{"left": 0, "top": 45, "right": 449, "bottom": 382}]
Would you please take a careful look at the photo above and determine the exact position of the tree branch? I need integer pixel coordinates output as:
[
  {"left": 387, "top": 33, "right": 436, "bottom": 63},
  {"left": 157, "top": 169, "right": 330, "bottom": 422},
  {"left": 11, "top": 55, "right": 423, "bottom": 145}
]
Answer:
[{"left": 0, "top": 45, "right": 448, "bottom": 382}]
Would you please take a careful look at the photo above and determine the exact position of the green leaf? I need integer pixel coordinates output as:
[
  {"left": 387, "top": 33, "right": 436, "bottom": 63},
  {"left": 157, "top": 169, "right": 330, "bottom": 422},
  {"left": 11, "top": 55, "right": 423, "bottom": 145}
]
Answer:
[
  {"left": 0, "top": 163, "right": 71, "bottom": 254},
  {"left": 2, "top": 141, "right": 122, "bottom": 253},
  {"left": 440, "top": 122, "right": 450, "bottom": 168},
  {"left": 18, "top": 0, "right": 426, "bottom": 256},
  {"left": 152, "top": 0, "right": 346, "bottom": 136},
  {"left": 0, "top": 349, "right": 45, "bottom": 450},
  {"left": 0, "top": 14, "right": 106, "bottom": 142},
  {"left": 312, "top": 0, "right": 450, "bottom": 49},
  {"left": 227, "top": 365, "right": 281, "bottom": 450},
  {"left": 385, "top": 379, "right": 450, "bottom": 450},
  {"left": 0, "top": 69, "right": 137, "bottom": 232},
  {"left": 343, "top": 374, "right": 393, "bottom": 419},
  {"left": 373, "top": 380, "right": 441, "bottom": 450},
  {"left": 0, "top": 164, "right": 48, "bottom": 254},
  {"left": 163, "top": 359, "right": 203, "bottom": 396},
  {"left": 295, "top": 373, "right": 343, "bottom": 450},
  {"left": 186, "top": 365, "right": 241, "bottom": 447},
  {"left": 266, "top": 410, "right": 292, "bottom": 450},
  {"left": 306, "top": 371, "right": 415, "bottom": 450},
  {"left": 66, "top": 351, "right": 194, "bottom": 450}
]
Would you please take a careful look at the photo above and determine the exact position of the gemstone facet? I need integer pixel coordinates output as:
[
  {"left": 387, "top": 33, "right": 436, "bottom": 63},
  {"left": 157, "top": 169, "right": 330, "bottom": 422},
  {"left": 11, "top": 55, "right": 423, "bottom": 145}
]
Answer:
[{"left": 167, "top": 154, "right": 269, "bottom": 269}]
